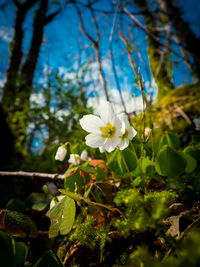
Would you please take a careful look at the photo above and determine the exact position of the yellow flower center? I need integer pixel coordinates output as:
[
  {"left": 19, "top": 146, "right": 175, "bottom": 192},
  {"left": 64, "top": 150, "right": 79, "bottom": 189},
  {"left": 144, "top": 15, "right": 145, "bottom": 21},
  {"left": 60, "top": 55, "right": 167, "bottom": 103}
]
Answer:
[
  {"left": 120, "top": 129, "right": 129, "bottom": 140},
  {"left": 100, "top": 122, "right": 116, "bottom": 139}
]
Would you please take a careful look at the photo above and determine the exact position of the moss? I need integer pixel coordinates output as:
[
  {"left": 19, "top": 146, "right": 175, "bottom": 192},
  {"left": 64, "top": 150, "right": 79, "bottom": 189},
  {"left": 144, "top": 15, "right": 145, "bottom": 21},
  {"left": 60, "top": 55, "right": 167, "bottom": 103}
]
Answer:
[{"left": 132, "top": 81, "right": 200, "bottom": 143}]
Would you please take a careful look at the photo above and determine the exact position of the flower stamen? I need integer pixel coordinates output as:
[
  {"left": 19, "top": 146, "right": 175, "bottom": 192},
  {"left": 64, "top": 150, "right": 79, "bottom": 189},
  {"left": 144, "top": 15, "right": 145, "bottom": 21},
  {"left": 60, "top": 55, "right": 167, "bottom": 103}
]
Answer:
[
  {"left": 100, "top": 122, "right": 116, "bottom": 139},
  {"left": 120, "top": 129, "right": 129, "bottom": 140}
]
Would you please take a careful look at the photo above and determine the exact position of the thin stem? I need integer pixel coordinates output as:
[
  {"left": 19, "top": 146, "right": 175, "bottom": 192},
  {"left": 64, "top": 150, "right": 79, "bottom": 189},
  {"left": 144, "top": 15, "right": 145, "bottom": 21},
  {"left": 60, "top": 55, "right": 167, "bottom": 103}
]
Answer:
[
  {"left": 65, "top": 142, "right": 75, "bottom": 156},
  {"left": 117, "top": 146, "right": 135, "bottom": 189},
  {"left": 105, "top": 150, "right": 115, "bottom": 180},
  {"left": 105, "top": 150, "right": 109, "bottom": 161},
  {"left": 151, "top": 130, "right": 155, "bottom": 161},
  {"left": 64, "top": 142, "right": 80, "bottom": 165},
  {"left": 130, "top": 142, "right": 147, "bottom": 193}
]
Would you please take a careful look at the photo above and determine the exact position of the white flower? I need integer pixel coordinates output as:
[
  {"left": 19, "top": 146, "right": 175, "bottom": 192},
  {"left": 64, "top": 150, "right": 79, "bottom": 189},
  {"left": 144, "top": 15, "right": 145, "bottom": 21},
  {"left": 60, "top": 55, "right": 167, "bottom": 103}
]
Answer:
[
  {"left": 193, "top": 117, "right": 200, "bottom": 131},
  {"left": 55, "top": 146, "right": 67, "bottom": 161},
  {"left": 80, "top": 150, "right": 89, "bottom": 161},
  {"left": 68, "top": 154, "right": 81, "bottom": 165},
  {"left": 80, "top": 101, "right": 123, "bottom": 152},
  {"left": 118, "top": 113, "right": 137, "bottom": 150}
]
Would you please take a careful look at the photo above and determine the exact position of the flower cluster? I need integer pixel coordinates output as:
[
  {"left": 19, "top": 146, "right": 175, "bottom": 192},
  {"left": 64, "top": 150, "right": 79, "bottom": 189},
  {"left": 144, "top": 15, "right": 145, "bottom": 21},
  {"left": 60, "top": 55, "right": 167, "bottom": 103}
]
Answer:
[
  {"left": 55, "top": 146, "right": 89, "bottom": 165},
  {"left": 68, "top": 150, "right": 90, "bottom": 165},
  {"left": 80, "top": 101, "right": 137, "bottom": 152}
]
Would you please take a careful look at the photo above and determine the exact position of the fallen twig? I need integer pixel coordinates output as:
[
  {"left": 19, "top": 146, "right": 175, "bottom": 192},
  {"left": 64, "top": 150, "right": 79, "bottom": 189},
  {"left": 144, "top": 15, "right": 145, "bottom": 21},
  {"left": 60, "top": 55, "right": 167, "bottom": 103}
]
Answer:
[{"left": 0, "top": 171, "right": 64, "bottom": 183}]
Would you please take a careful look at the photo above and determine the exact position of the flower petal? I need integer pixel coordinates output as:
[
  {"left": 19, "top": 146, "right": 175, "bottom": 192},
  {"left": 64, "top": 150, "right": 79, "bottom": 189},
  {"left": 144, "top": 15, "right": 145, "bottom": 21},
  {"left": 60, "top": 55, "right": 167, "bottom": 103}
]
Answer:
[
  {"left": 55, "top": 146, "right": 67, "bottom": 161},
  {"left": 80, "top": 150, "right": 88, "bottom": 161},
  {"left": 85, "top": 133, "right": 105, "bottom": 148},
  {"left": 97, "top": 101, "right": 116, "bottom": 124},
  {"left": 104, "top": 136, "right": 120, "bottom": 152},
  {"left": 129, "top": 127, "right": 137, "bottom": 140},
  {"left": 68, "top": 154, "right": 80, "bottom": 164},
  {"left": 113, "top": 116, "right": 123, "bottom": 135},
  {"left": 119, "top": 139, "right": 129, "bottom": 150},
  {"left": 80, "top": 115, "right": 104, "bottom": 133}
]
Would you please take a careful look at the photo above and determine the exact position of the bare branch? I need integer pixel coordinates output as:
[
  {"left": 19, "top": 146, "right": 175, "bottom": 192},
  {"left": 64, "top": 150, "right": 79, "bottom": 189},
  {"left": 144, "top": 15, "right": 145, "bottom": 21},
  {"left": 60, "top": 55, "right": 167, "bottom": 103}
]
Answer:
[
  {"left": 109, "top": 0, "right": 127, "bottom": 114},
  {"left": 44, "top": 8, "right": 62, "bottom": 25},
  {"left": 74, "top": 1, "right": 109, "bottom": 101},
  {"left": 118, "top": 31, "right": 137, "bottom": 75},
  {"left": 121, "top": 5, "right": 185, "bottom": 61},
  {"left": 73, "top": 1, "right": 96, "bottom": 44},
  {"left": 121, "top": 5, "right": 163, "bottom": 47},
  {"left": 0, "top": 171, "right": 64, "bottom": 183}
]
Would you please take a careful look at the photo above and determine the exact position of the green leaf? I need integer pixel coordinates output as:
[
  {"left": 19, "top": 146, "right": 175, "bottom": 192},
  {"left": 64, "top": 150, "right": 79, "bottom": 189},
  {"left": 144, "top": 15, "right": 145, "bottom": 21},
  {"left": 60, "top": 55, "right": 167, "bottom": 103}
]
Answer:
[
  {"left": 59, "top": 190, "right": 92, "bottom": 206},
  {"left": 95, "top": 167, "right": 107, "bottom": 181},
  {"left": 46, "top": 195, "right": 75, "bottom": 238},
  {"left": 118, "top": 148, "right": 137, "bottom": 173},
  {"left": 15, "top": 242, "right": 28, "bottom": 265},
  {"left": 3, "top": 210, "right": 38, "bottom": 238},
  {"left": 79, "top": 166, "right": 96, "bottom": 174},
  {"left": 158, "top": 132, "right": 180, "bottom": 151},
  {"left": 50, "top": 196, "right": 65, "bottom": 209},
  {"left": 108, "top": 150, "right": 122, "bottom": 175},
  {"left": 65, "top": 167, "right": 78, "bottom": 176},
  {"left": 155, "top": 145, "right": 186, "bottom": 177},
  {"left": 0, "top": 231, "right": 16, "bottom": 267},
  {"left": 191, "top": 134, "right": 200, "bottom": 145},
  {"left": 134, "top": 176, "right": 143, "bottom": 186},
  {"left": 6, "top": 199, "right": 26, "bottom": 213},
  {"left": 140, "top": 157, "right": 155, "bottom": 176},
  {"left": 64, "top": 169, "right": 84, "bottom": 191},
  {"left": 181, "top": 152, "right": 197, "bottom": 173},
  {"left": 59, "top": 190, "right": 83, "bottom": 202},
  {"left": 25, "top": 193, "right": 50, "bottom": 211},
  {"left": 34, "top": 250, "right": 63, "bottom": 267}
]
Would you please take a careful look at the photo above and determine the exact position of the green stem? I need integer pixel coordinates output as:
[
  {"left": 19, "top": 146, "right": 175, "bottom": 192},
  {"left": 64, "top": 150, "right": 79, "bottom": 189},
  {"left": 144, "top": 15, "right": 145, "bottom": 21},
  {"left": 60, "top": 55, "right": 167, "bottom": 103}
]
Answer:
[
  {"left": 105, "top": 150, "right": 115, "bottom": 180},
  {"left": 130, "top": 142, "right": 147, "bottom": 193},
  {"left": 64, "top": 142, "right": 80, "bottom": 164},
  {"left": 151, "top": 130, "right": 155, "bottom": 161},
  {"left": 105, "top": 151, "right": 109, "bottom": 161},
  {"left": 117, "top": 146, "right": 135, "bottom": 189}
]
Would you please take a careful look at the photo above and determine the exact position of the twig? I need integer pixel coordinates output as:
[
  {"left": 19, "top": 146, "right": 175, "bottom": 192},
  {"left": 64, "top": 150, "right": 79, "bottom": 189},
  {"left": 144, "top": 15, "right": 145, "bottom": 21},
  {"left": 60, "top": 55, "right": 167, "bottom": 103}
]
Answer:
[
  {"left": 121, "top": 6, "right": 185, "bottom": 61},
  {"left": 74, "top": 2, "right": 109, "bottom": 101},
  {"left": 0, "top": 171, "right": 64, "bottom": 183},
  {"left": 63, "top": 241, "right": 82, "bottom": 265},
  {"left": 109, "top": 0, "right": 127, "bottom": 114}
]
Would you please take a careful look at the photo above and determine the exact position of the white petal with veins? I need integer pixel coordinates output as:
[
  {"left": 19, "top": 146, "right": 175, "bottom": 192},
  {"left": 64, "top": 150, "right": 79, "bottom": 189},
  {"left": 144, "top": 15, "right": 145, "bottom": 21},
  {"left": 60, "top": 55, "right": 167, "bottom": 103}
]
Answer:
[{"left": 80, "top": 115, "right": 104, "bottom": 133}]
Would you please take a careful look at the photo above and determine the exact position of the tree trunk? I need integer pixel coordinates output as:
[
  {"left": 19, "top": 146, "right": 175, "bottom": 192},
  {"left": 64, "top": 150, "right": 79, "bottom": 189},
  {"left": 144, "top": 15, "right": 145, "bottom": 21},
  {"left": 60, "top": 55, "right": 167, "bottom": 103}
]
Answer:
[
  {"left": 134, "top": 0, "right": 174, "bottom": 100},
  {"left": 21, "top": 0, "right": 48, "bottom": 88},
  {"left": 1, "top": 0, "right": 49, "bottom": 153},
  {"left": 2, "top": 0, "right": 37, "bottom": 109},
  {"left": 160, "top": 0, "right": 200, "bottom": 78}
]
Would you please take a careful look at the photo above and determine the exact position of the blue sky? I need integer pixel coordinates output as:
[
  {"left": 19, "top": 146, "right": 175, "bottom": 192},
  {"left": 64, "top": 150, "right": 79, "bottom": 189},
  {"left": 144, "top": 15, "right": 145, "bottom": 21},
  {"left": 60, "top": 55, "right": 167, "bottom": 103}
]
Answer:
[
  {"left": 0, "top": 0, "right": 199, "bottom": 107},
  {"left": 1, "top": 0, "right": 199, "bottom": 152}
]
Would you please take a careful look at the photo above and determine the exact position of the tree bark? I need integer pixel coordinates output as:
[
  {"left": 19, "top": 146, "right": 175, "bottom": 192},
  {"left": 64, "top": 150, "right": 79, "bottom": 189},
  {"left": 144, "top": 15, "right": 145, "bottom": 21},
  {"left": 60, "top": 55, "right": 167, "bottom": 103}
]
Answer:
[
  {"left": 1, "top": 0, "right": 61, "bottom": 155},
  {"left": 133, "top": 0, "right": 174, "bottom": 100},
  {"left": 160, "top": 0, "right": 200, "bottom": 78},
  {"left": 21, "top": 0, "right": 48, "bottom": 88},
  {"left": 2, "top": 0, "right": 38, "bottom": 108}
]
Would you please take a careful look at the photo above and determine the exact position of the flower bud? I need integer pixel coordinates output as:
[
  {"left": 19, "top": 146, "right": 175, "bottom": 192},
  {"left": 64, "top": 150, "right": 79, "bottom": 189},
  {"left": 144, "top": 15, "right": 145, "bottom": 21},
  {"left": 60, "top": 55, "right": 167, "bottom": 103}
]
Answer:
[
  {"left": 193, "top": 117, "right": 200, "bottom": 131},
  {"left": 55, "top": 146, "right": 67, "bottom": 161},
  {"left": 68, "top": 154, "right": 80, "bottom": 165},
  {"left": 144, "top": 127, "right": 152, "bottom": 140},
  {"left": 80, "top": 150, "right": 88, "bottom": 161}
]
